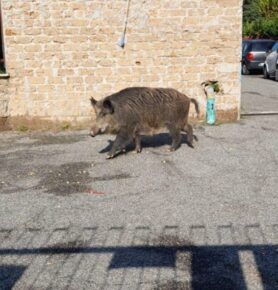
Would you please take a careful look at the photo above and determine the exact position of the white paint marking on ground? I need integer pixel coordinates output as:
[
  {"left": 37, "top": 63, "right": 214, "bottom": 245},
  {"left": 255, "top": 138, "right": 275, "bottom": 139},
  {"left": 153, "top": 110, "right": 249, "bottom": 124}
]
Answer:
[
  {"left": 175, "top": 251, "right": 191, "bottom": 285},
  {"left": 239, "top": 250, "right": 264, "bottom": 290}
]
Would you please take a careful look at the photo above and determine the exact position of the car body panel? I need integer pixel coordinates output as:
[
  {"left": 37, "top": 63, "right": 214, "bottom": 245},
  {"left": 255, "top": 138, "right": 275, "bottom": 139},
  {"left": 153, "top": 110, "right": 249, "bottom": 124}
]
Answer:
[
  {"left": 242, "top": 40, "right": 275, "bottom": 73},
  {"left": 265, "top": 42, "right": 278, "bottom": 76}
]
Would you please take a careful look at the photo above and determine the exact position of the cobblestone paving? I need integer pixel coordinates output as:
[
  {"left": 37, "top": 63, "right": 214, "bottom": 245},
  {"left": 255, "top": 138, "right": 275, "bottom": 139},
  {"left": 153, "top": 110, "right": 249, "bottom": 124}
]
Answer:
[{"left": 0, "top": 224, "right": 277, "bottom": 289}]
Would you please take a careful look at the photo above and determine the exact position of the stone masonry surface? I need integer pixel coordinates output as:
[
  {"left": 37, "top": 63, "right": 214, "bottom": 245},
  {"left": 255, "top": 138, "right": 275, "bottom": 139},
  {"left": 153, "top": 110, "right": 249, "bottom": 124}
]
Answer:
[{"left": 0, "top": 0, "right": 242, "bottom": 126}]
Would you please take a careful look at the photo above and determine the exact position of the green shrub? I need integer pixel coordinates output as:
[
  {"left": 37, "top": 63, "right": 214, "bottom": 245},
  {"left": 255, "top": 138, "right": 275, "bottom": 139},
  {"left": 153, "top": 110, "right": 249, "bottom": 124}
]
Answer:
[
  {"left": 243, "top": 0, "right": 278, "bottom": 38},
  {"left": 243, "top": 17, "right": 278, "bottom": 38}
]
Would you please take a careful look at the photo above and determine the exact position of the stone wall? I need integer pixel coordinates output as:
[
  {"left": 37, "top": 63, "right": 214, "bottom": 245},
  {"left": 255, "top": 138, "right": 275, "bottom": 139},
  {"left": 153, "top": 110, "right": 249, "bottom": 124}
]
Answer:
[{"left": 0, "top": 0, "right": 243, "bottom": 129}]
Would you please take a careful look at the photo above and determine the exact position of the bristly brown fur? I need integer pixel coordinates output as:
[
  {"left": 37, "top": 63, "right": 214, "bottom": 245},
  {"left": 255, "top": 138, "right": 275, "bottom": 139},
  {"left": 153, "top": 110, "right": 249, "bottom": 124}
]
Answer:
[
  {"left": 90, "top": 87, "right": 199, "bottom": 158},
  {"left": 104, "top": 87, "right": 196, "bottom": 126}
]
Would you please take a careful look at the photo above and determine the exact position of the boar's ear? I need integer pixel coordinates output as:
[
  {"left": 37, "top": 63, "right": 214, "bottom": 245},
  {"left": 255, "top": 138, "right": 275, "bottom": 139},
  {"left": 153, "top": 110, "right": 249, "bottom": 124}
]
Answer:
[
  {"left": 90, "top": 97, "right": 97, "bottom": 107},
  {"left": 103, "top": 99, "right": 114, "bottom": 114}
]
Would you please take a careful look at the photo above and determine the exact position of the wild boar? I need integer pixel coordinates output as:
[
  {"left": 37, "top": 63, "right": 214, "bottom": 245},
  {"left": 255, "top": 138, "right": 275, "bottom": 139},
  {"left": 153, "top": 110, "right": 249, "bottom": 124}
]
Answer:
[{"left": 90, "top": 87, "right": 199, "bottom": 159}]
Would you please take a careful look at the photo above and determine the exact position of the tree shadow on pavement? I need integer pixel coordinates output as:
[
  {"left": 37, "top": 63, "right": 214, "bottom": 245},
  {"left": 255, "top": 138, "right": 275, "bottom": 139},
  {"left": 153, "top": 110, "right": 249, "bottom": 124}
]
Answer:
[
  {"left": 0, "top": 264, "right": 27, "bottom": 289},
  {"left": 0, "top": 227, "right": 277, "bottom": 289}
]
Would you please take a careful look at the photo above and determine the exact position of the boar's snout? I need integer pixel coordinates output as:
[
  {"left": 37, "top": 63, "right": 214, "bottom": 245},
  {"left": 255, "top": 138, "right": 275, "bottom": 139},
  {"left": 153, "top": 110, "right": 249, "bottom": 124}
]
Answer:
[{"left": 90, "top": 126, "right": 101, "bottom": 137}]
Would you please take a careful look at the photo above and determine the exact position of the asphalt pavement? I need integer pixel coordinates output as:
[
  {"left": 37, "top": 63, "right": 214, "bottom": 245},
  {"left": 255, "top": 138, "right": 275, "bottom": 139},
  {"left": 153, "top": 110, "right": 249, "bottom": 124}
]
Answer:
[
  {"left": 0, "top": 76, "right": 277, "bottom": 289},
  {"left": 241, "top": 75, "right": 278, "bottom": 114}
]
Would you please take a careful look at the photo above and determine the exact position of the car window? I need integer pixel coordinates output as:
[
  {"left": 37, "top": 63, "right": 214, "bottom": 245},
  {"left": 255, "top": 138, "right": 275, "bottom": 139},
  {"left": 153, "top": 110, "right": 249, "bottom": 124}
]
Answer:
[
  {"left": 242, "top": 42, "right": 250, "bottom": 54},
  {"left": 251, "top": 42, "right": 274, "bottom": 51},
  {"left": 271, "top": 42, "right": 278, "bottom": 51},
  {"left": 242, "top": 43, "right": 248, "bottom": 53}
]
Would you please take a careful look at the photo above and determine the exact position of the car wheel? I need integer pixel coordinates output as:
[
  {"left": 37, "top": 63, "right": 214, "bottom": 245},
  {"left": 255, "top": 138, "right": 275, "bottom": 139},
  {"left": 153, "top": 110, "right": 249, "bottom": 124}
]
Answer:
[
  {"left": 275, "top": 70, "right": 278, "bottom": 81},
  {"left": 242, "top": 63, "right": 250, "bottom": 75},
  {"left": 263, "top": 66, "right": 269, "bottom": 79}
]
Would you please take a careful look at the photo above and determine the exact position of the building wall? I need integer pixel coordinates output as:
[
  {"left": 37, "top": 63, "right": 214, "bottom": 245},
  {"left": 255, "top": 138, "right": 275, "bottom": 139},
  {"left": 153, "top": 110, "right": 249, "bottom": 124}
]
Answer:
[{"left": 0, "top": 0, "right": 243, "bottom": 129}]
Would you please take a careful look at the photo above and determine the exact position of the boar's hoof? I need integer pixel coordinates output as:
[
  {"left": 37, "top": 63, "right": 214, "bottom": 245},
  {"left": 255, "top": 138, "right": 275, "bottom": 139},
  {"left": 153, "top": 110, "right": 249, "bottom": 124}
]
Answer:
[
  {"left": 106, "top": 154, "right": 115, "bottom": 159},
  {"left": 165, "top": 147, "right": 175, "bottom": 152},
  {"left": 188, "top": 142, "right": 194, "bottom": 148}
]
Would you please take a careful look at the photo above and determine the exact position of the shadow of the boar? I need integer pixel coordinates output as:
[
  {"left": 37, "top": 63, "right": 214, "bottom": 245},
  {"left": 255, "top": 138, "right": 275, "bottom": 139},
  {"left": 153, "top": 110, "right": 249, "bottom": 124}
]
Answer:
[{"left": 99, "top": 133, "right": 197, "bottom": 155}]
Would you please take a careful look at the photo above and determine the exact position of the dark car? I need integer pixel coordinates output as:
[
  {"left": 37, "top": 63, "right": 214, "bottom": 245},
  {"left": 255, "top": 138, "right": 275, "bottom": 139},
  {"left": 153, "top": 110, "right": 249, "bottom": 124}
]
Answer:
[{"left": 242, "top": 39, "right": 275, "bottom": 75}]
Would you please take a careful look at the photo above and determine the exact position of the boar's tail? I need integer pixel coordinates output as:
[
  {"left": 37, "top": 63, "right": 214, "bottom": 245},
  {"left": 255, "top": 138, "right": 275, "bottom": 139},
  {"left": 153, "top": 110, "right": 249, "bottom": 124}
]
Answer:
[{"left": 190, "top": 98, "right": 200, "bottom": 117}]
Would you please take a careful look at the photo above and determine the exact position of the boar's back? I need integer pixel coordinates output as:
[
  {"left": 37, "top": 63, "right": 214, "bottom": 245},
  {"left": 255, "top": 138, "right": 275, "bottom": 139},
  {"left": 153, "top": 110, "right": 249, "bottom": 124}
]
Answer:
[{"left": 104, "top": 87, "right": 190, "bottom": 128}]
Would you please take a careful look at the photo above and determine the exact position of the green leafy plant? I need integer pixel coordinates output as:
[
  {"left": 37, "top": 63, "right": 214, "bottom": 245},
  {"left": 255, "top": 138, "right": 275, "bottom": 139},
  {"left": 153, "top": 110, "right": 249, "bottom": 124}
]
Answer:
[
  {"left": 243, "top": 0, "right": 278, "bottom": 38},
  {"left": 202, "top": 80, "right": 223, "bottom": 94},
  {"left": 61, "top": 123, "right": 70, "bottom": 131},
  {"left": 0, "top": 65, "right": 6, "bottom": 74},
  {"left": 18, "top": 125, "right": 28, "bottom": 132}
]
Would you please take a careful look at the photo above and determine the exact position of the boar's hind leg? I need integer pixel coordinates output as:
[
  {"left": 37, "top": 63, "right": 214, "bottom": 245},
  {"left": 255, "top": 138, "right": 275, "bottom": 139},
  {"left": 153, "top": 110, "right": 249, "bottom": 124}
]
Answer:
[
  {"left": 107, "top": 129, "right": 131, "bottom": 159},
  {"left": 167, "top": 124, "right": 181, "bottom": 151},
  {"left": 183, "top": 124, "right": 194, "bottom": 148}
]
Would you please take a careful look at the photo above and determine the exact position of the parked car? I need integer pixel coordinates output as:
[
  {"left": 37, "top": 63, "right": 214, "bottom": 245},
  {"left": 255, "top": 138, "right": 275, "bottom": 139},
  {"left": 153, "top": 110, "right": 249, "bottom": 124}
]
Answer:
[
  {"left": 263, "top": 41, "right": 278, "bottom": 81},
  {"left": 241, "top": 39, "right": 275, "bottom": 75}
]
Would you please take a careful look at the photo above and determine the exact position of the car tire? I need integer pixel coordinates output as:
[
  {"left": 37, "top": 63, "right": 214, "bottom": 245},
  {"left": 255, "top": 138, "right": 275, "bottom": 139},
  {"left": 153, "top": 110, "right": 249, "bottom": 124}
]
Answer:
[
  {"left": 242, "top": 63, "right": 250, "bottom": 75},
  {"left": 275, "top": 70, "right": 278, "bottom": 82},
  {"left": 263, "top": 66, "right": 269, "bottom": 79}
]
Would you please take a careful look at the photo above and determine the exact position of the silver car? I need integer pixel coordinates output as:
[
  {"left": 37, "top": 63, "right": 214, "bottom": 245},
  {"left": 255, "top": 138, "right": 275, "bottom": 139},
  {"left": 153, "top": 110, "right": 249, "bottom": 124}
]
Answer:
[
  {"left": 263, "top": 41, "right": 278, "bottom": 81},
  {"left": 242, "top": 40, "right": 275, "bottom": 75}
]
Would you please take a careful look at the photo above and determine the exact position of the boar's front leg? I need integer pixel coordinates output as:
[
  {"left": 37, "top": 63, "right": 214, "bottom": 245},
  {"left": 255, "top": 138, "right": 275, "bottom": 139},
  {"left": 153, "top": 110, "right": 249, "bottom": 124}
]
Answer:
[
  {"left": 107, "top": 129, "right": 131, "bottom": 159},
  {"left": 133, "top": 134, "right": 142, "bottom": 153},
  {"left": 132, "top": 129, "right": 142, "bottom": 153}
]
